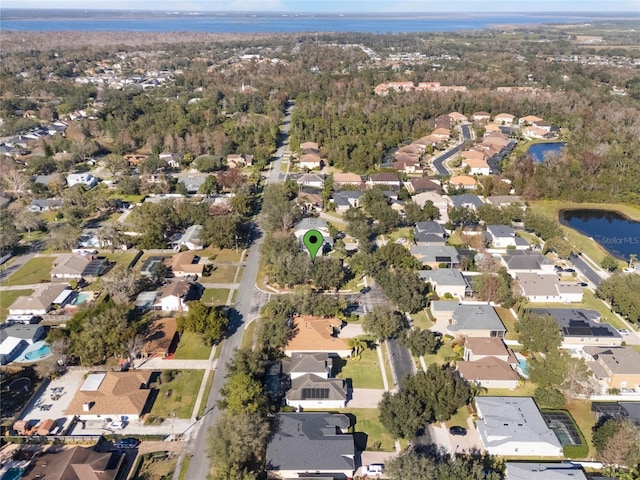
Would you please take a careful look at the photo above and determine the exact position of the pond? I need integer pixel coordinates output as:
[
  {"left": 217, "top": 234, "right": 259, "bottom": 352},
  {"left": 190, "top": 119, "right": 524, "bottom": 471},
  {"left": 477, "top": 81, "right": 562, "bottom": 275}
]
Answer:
[
  {"left": 561, "top": 209, "right": 640, "bottom": 261},
  {"left": 527, "top": 142, "right": 567, "bottom": 163}
]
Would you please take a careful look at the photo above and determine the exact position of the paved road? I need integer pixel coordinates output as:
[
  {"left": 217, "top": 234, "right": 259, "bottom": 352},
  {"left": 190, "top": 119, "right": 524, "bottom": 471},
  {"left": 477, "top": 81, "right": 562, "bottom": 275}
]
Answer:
[
  {"left": 569, "top": 253, "right": 605, "bottom": 287},
  {"left": 431, "top": 125, "right": 471, "bottom": 176},
  {"left": 386, "top": 337, "right": 415, "bottom": 390},
  {"left": 183, "top": 101, "right": 294, "bottom": 480}
]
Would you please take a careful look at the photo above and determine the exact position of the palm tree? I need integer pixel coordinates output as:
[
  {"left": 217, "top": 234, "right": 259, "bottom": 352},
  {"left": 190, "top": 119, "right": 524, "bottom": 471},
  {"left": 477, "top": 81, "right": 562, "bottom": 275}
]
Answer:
[{"left": 348, "top": 337, "right": 367, "bottom": 359}]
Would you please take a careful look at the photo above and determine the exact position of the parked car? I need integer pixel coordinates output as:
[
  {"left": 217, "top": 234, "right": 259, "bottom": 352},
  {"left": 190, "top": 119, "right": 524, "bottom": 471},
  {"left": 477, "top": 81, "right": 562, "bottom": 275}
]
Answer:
[
  {"left": 109, "top": 421, "right": 126, "bottom": 430},
  {"left": 563, "top": 268, "right": 576, "bottom": 273},
  {"left": 449, "top": 426, "right": 467, "bottom": 436},
  {"left": 578, "top": 282, "right": 588, "bottom": 287},
  {"left": 554, "top": 265, "right": 563, "bottom": 272},
  {"left": 113, "top": 438, "right": 140, "bottom": 448},
  {"left": 364, "top": 464, "right": 384, "bottom": 474},
  {"left": 617, "top": 329, "right": 630, "bottom": 336}
]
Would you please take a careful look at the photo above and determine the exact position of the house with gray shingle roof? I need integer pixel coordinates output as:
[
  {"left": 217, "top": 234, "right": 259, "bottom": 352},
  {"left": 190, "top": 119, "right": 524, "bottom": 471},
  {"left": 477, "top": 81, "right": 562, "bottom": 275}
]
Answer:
[
  {"left": 419, "top": 269, "right": 469, "bottom": 299},
  {"left": 286, "top": 374, "right": 347, "bottom": 409},
  {"left": 447, "top": 304, "right": 506, "bottom": 338},
  {"left": 332, "top": 191, "right": 363, "bottom": 213},
  {"left": 448, "top": 193, "right": 484, "bottom": 210},
  {"left": 266, "top": 413, "right": 354, "bottom": 479},
  {"left": 505, "top": 462, "right": 587, "bottom": 480},
  {"left": 486, "top": 225, "right": 529, "bottom": 250},
  {"left": 501, "top": 251, "right": 555, "bottom": 276},
  {"left": 410, "top": 245, "right": 460, "bottom": 269}
]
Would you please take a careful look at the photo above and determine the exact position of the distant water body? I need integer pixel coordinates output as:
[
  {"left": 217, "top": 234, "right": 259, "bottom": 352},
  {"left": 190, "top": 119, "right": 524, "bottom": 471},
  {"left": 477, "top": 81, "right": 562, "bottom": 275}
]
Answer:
[{"left": 0, "top": 10, "right": 635, "bottom": 33}]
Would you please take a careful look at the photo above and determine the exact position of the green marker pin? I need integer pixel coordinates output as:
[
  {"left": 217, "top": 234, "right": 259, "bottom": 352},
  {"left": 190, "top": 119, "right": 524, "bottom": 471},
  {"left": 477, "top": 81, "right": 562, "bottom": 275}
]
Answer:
[{"left": 303, "top": 229, "right": 323, "bottom": 262}]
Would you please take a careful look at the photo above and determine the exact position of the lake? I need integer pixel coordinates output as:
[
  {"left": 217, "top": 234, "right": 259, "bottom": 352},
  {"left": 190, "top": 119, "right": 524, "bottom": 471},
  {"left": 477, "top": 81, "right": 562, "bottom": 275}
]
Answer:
[
  {"left": 561, "top": 209, "right": 640, "bottom": 261},
  {"left": 527, "top": 142, "right": 567, "bottom": 163}
]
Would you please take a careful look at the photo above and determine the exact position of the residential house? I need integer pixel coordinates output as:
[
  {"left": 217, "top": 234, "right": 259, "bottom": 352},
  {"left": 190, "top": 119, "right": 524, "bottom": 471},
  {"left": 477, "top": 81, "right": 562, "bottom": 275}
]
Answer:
[
  {"left": 413, "top": 191, "right": 449, "bottom": 222},
  {"left": 296, "top": 191, "right": 324, "bottom": 213},
  {"left": 592, "top": 401, "right": 640, "bottom": 428},
  {"left": 449, "top": 193, "right": 484, "bottom": 210},
  {"left": 529, "top": 308, "right": 622, "bottom": 348},
  {"left": 51, "top": 254, "right": 107, "bottom": 280},
  {"left": 522, "top": 126, "right": 555, "bottom": 140},
  {"left": 0, "top": 337, "right": 27, "bottom": 365},
  {"left": 449, "top": 175, "right": 478, "bottom": 190},
  {"left": 583, "top": 346, "right": 640, "bottom": 392},
  {"left": 134, "top": 291, "right": 160, "bottom": 311},
  {"left": 177, "top": 173, "right": 208, "bottom": 193},
  {"left": 367, "top": 172, "right": 401, "bottom": 190},
  {"left": 64, "top": 371, "right": 152, "bottom": 420},
  {"left": 282, "top": 352, "right": 333, "bottom": 379},
  {"left": 483, "top": 132, "right": 512, "bottom": 149},
  {"left": 463, "top": 337, "right": 515, "bottom": 363},
  {"left": 419, "top": 269, "right": 469, "bottom": 299},
  {"left": 22, "top": 446, "right": 125, "bottom": 480},
  {"left": 284, "top": 316, "right": 351, "bottom": 358},
  {"left": 298, "top": 152, "right": 324, "bottom": 170},
  {"left": 28, "top": 198, "right": 63, "bottom": 212},
  {"left": 504, "top": 462, "right": 588, "bottom": 480},
  {"left": 67, "top": 173, "right": 98, "bottom": 188},
  {"left": 296, "top": 173, "right": 325, "bottom": 189},
  {"left": 141, "top": 317, "right": 178, "bottom": 358},
  {"left": 408, "top": 176, "right": 441, "bottom": 194},
  {"left": 169, "top": 251, "right": 204, "bottom": 277},
  {"left": 517, "top": 273, "right": 584, "bottom": 303},
  {"left": 294, "top": 217, "right": 332, "bottom": 254},
  {"left": 518, "top": 115, "right": 544, "bottom": 126},
  {"left": 414, "top": 221, "right": 447, "bottom": 246},
  {"left": 446, "top": 304, "right": 506, "bottom": 338},
  {"left": 430, "top": 300, "right": 460, "bottom": 323},
  {"left": 176, "top": 225, "right": 204, "bottom": 251},
  {"left": 153, "top": 280, "right": 198, "bottom": 312},
  {"left": 33, "top": 174, "right": 65, "bottom": 188},
  {"left": 410, "top": 245, "right": 460, "bottom": 269},
  {"left": 457, "top": 356, "right": 519, "bottom": 389},
  {"left": 332, "top": 191, "right": 363, "bottom": 213},
  {"left": 392, "top": 156, "right": 423, "bottom": 175},
  {"left": 431, "top": 127, "right": 451, "bottom": 140},
  {"left": 158, "top": 152, "right": 182, "bottom": 169},
  {"left": 494, "top": 113, "right": 516, "bottom": 125},
  {"left": 286, "top": 374, "right": 347, "bottom": 409},
  {"left": 501, "top": 251, "right": 555, "bottom": 276},
  {"left": 461, "top": 150, "right": 491, "bottom": 175},
  {"left": 486, "top": 196, "right": 526, "bottom": 209},
  {"left": 124, "top": 154, "right": 148, "bottom": 166},
  {"left": 486, "top": 225, "right": 529, "bottom": 250},
  {"left": 448, "top": 111, "right": 468, "bottom": 123},
  {"left": 413, "top": 134, "right": 442, "bottom": 150},
  {"left": 472, "top": 111, "right": 491, "bottom": 122},
  {"left": 0, "top": 324, "right": 45, "bottom": 364},
  {"left": 333, "top": 172, "right": 363, "bottom": 189},
  {"left": 266, "top": 413, "right": 354, "bottom": 479},
  {"left": 8, "top": 283, "right": 72, "bottom": 318},
  {"left": 300, "top": 141, "right": 320, "bottom": 151},
  {"left": 475, "top": 396, "right": 563, "bottom": 457},
  {"left": 226, "top": 152, "right": 253, "bottom": 168},
  {"left": 532, "top": 120, "right": 553, "bottom": 132}
]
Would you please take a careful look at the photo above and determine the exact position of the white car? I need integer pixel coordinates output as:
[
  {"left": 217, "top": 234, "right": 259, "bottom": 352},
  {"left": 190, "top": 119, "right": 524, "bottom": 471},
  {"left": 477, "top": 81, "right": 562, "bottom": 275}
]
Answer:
[
  {"left": 364, "top": 464, "right": 384, "bottom": 474},
  {"left": 109, "top": 421, "right": 125, "bottom": 430},
  {"left": 617, "top": 329, "right": 630, "bottom": 336}
]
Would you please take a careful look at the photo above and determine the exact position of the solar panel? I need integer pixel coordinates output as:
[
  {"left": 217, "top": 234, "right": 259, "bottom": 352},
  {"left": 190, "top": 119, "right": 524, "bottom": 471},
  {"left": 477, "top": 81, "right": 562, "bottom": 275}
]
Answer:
[
  {"left": 301, "top": 388, "right": 330, "bottom": 400},
  {"left": 435, "top": 256, "right": 452, "bottom": 262}
]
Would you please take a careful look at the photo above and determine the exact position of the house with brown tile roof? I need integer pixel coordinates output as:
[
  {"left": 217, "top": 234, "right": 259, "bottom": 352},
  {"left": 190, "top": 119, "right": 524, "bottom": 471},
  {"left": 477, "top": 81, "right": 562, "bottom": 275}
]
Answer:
[
  {"left": 153, "top": 280, "right": 197, "bottom": 312},
  {"left": 449, "top": 175, "right": 478, "bottom": 189},
  {"left": 284, "top": 316, "right": 351, "bottom": 357},
  {"left": 457, "top": 356, "right": 519, "bottom": 389},
  {"left": 494, "top": 113, "right": 516, "bottom": 125},
  {"left": 169, "top": 251, "right": 204, "bottom": 278},
  {"left": 448, "top": 112, "right": 468, "bottom": 123},
  {"left": 367, "top": 172, "right": 401, "bottom": 189},
  {"left": 65, "top": 371, "right": 152, "bottom": 420},
  {"left": 142, "top": 317, "right": 178, "bottom": 358},
  {"left": 8, "top": 283, "right": 71, "bottom": 316},
  {"left": 518, "top": 115, "right": 544, "bottom": 125},
  {"left": 333, "top": 172, "right": 364, "bottom": 188},
  {"left": 23, "top": 446, "right": 125, "bottom": 480},
  {"left": 432, "top": 127, "right": 451, "bottom": 139},
  {"left": 583, "top": 346, "right": 640, "bottom": 392},
  {"left": 408, "top": 176, "right": 441, "bottom": 194},
  {"left": 472, "top": 111, "right": 491, "bottom": 122},
  {"left": 299, "top": 153, "right": 324, "bottom": 170},
  {"left": 464, "top": 337, "right": 516, "bottom": 364}
]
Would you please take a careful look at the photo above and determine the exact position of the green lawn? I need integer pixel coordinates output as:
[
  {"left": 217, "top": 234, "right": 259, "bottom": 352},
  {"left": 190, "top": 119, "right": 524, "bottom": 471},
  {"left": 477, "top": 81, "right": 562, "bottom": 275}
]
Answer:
[
  {"left": 200, "top": 247, "right": 243, "bottom": 263},
  {"left": 387, "top": 227, "right": 412, "bottom": 242},
  {"left": 0, "top": 289, "right": 34, "bottom": 322},
  {"left": 481, "top": 380, "right": 538, "bottom": 397},
  {"left": 150, "top": 369, "right": 204, "bottom": 419},
  {"left": 444, "top": 405, "right": 472, "bottom": 429},
  {"left": 109, "top": 193, "right": 146, "bottom": 203},
  {"left": 423, "top": 342, "right": 461, "bottom": 366},
  {"left": 102, "top": 251, "right": 141, "bottom": 269},
  {"left": 495, "top": 307, "right": 519, "bottom": 341},
  {"left": 173, "top": 331, "right": 212, "bottom": 360},
  {"left": 203, "top": 265, "right": 238, "bottom": 283},
  {"left": 335, "top": 344, "right": 384, "bottom": 389},
  {"left": 241, "top": 320, "right": 258, "bottom": 350},
  {"left": 4, "top": 257, "right": 55, "bottom": 286},
  {"left": 345, "top": 408, "right": 396, "bottom": 452},
  {"left": 380, "top": 342, "right": 394, "bottom": 387},
  {"left": 197, "top": 372, "right": 215, "bottom": 418},
  {"left": 201, "top": 288, "right": 230, "bottom": 306},
  {"left": 410, "top": 310, "right": 433, "bottom": 330},
  {"left": 565, "top": 400, "right": 596, "bottom": 458}
]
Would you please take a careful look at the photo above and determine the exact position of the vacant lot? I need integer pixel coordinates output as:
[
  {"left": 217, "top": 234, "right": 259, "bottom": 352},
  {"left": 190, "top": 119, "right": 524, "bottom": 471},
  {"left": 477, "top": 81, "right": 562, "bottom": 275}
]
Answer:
[
  {"left": 150, "top": 369, "right": 204, "bottom": 419},
  {"left": 4, "top": 257, "right": 55, "bottom": 286},
  {"left": 201, "top": 288, "right": 230, "bottom": 306},
  {"left": 173, "top": 331, "right": 211, "bottom": 360}
]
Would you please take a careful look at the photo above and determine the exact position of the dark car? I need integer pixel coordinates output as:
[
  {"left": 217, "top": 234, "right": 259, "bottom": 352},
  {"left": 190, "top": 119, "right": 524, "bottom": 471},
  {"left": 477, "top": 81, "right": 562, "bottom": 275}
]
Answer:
[
  {"left": 578, "top": 282, "right": 588, "bottom": 287},
  {"left": 113, "top": 438, "right": 140, "bottom": 448},
  {"left": 563, "top": 268, "right": 576, "bottom": 273},
  {"left": 449, "top": 426, "right": 467, "bottom": 436}
]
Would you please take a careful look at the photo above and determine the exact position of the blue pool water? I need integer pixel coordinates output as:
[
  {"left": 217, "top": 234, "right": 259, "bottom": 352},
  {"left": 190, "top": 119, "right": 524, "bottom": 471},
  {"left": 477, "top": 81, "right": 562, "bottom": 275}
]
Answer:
[
  {"left": 24, "top": 344, "right": 51, "bottom": 361},
  {"left": 517, "top": 358, "right": 530, "bottom": 377},
  {"left": 1, "top": 467, "right": 24, "bottom": 480},
  {"left": 70, "top": 292, "right": 92, "bottom": 305},
  {"left": 527, "top": 142, "right": 567, "bottom": 163}
]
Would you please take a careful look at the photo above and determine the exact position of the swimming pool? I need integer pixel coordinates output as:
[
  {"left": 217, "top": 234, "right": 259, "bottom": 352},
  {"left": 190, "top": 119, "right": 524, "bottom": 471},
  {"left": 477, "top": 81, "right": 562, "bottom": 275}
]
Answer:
[
  {"left": 515, "top": 355, "right": 530, "bottom": 378},
  {"left": 70, "top": 292, "right": 92, "bottom": 305},
  {"left": 1, "top": 467, "right": 24, "bottom": 480},
  {"left": 24, "top": 344, "right": 52, "bottom": 361}
]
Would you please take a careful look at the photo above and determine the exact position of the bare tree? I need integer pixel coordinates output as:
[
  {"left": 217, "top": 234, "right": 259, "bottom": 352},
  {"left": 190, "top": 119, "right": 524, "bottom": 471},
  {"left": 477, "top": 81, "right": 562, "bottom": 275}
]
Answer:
[
  {"left": 561, "top": 357, "right": 598, "bottom": 400},
  {"left": 102, "top": 264, "right": 139, "bottom": 304},
  {"left": 123, "top": 334, "right": 145, "bottom": 367}
]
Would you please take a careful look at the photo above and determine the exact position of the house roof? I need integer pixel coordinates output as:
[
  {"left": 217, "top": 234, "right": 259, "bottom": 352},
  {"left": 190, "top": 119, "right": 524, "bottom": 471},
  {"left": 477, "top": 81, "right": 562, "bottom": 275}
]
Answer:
[
  {"left": 294, "top": 217, "right": 329, "bottom": 233},
  {"left": 22, "top": 446, "right": 124, "bottom": 480},
  {"left": 51, "top": 254, "right": 91, "bottom": 276},
  {"left": 415, "top": 221, "right": 447, "bottom": 235},
  {"left": 300, "top": 141, "right": 319, "bottom": 151},
  {"left": 160, "top": 280, "right": 193, "bottom": 299},
  {"left": 333, "top": 172, "right": 363, "bottom": 184},
  {"left": 457, "top": 356, "right": 519, "bottom": 382},
  {"left": 465, "top": 337, "right": 510, "bottom": 357},
  {"left": 142, "top": 317, "right": 177, "bottom": 356},
  {"left": 432, "top": 127, "right": 451, "bottom": 137},
  {"left": 8, "top": 283, "right": 70, "bottom": 313},
  {"left": 448, "top": 112, "right": 468, "bottom": 121},
  {"left": 504, "top": 251, "right": 553, "bottom": 270},
  {"left": 505, "top": 462, "right": 588, "bottom": 480},
  {"left": 476, "top": 396, "right": 562, "bottom": 450},
  {"left": 0, "top": 324, "right": 42, "bottom": 343},
  {"left": 486, "top": 195, "right": 524, "bottom": 207},
  {"left": 410, "top": 245, "right": 460, "bottom": 265},
  {"left": 297, "top": 173, "right": 324, "bottom": 184},
  {"left": 287, "top": 374, "right": 346, "bottom": 402},
  {"left": 369, "top": 172, "right": 400, "bottom": 183},
  {"left": 414, "top": 232, "right": 447, "bottom": 245},
  {"left": 286, "top": 316, "right": 349, "bottom": 354},
  {"left": 495, "top": 113, "right": 516, "bottom": 121},
  {"left": 528, "top": 308, "right": 620, "bottom": 340},
  {"left": 448, "top": 305, "right": 506, "bottom": 333},
  {"left": 266, "top": 413, "right": 354, "bottom": 473},
  {"left": 300, "top": 153, "right": 322, "bottom": 164},
  {"left": 430, "top": 300, "right": 460, "bottom": 312},
  {"left": 283, "top": 352, "right": 332, "bottom": 375},
  {"left": 449, "top": 194, "right": 484, "bottom": 208},
  {"left": 65, "top": 371, "right": 152, "bottom": 417},
  {"left": 410, "top": 177, "right": 441, "bottom": 193},
  {"left": 487, "top": 225, "right": 517, "bottom": 238},
  {"left": 450, "top": 175, "right": 477, "bottom": 186},
  {"left": 170, "top": 252, "right": 203, "bottom": 274},
  {"left": 418, "top": 269, "right": 468, "bottom": 287},
  {"left": 583, "top": 347, "right": 640, "bottom": 375},
  {"left": 179, "top": 225, "right": 203, "bottom": 248}
]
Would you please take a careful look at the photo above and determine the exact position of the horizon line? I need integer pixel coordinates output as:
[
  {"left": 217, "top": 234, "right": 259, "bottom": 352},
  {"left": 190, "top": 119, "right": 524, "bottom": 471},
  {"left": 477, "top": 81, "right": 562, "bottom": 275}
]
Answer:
[{"left": 1, "top": 8, "right": 639, "bottom": 13}]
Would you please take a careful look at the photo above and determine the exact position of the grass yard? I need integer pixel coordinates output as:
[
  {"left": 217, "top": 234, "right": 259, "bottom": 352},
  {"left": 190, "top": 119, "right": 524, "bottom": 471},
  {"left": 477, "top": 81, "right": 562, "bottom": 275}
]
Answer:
[
  {"left": 380, "top": 342, "right": 394, "bottom": 388},
  {"left": 131, "top": 452, "right": 176, "bottom": 480},
  {"left": 197, "top": 372, "right": 215, "bottom": 418},
  {"left": 173, "top": 331, "right": 212, "bottom": 360},
  {"left": 150, "top": 369, "right": 204, "bottom": 419},
  {"left": 444, "top": 405, "right": 472, "bottom": 429},
  {"left": 423, "top": 342, "right": 460, "bottom": 366},
  {"left": 386, "top": 227, "right": 412, "bottom": 242},
  {"left": 4, "top": 257, "right": 55, "bottom": 286},
  {"left": 102, "top": 251, "right": 141, "bottom": 269},
  {"left": 335, "top": 345, "right": 384, "bottom": 389},
  {"left": 565, "top": 400, "right": 596, "bottom": 458},
  {"left": 201, "top": 288, "right": 230, "bottom": 306},
  {"left": 495, "top": 307, "right": 519, "bottom": 341},
  {"left": 200, "top": 247, "right": 242, "bottom": 263},
  {"left": 241, "top": 320, "right": 258, "bottom": 350},
  {"left": 346, "top": 408, "right": 396, "bottom": 452},
  {"left": 410, "top": 310, "right": 433, "bottom": 330},
  {"left": 481, "top": 380, "right": 538, "bottom": 398},
  {"left": 0, "top": 289, "right": 34, "bottom": 322},
  {"left": 203, "top": 265, "right": 238, "bottom": 283}
]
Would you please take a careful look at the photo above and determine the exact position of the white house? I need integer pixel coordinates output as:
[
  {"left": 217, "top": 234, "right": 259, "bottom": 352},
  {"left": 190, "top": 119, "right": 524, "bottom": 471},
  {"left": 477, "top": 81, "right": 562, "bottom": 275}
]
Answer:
[
  {"left": 0, "top": 337, "right": 27, "bottom": 365},
  {"left": 486, "top": 225, "right": 529, "bottom": 250},
  {"left": 153, "top": 281, "right": 197, "bottom": 312},
  {"left": 476, "top": 397, "right": 563, "bottom": 457},
  {"left": 176, "top": 225, "right": 204, "bottom": 251},
  {"left": 285, "top": 374, "right": 347, "bottom": 409},
  {"left": 418, "top": 269, "right": 469, "bottom": 299},
  {"left": 293, "top": 217, "right": 332, "bottom": 256},
  {"left": 494, "top": 113, "right": 516, "bottom": 125},
  {"left": 8, "top": 283, "right": 72, "bottom": 318},
  {"left": 517, "top": 273, "right": 584, "bottom": 303},
  {"left": 67, "top": 173, "right": 98, "bottom": 188}
]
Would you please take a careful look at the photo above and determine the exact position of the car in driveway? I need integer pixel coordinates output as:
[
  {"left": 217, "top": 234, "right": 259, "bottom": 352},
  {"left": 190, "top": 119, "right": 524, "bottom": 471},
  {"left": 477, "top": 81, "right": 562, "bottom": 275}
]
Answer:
[
  {"left": 364, "top": 464, "right": 384, "bottom": 474},
  {"left": 109, "top": 421, "right": 126, "bottom": 430},
  {"left": 563, "top": 268, "right": 576, "bottom": 273},
  {"left": 114, "top": 438, "right": 140, "bottom": 448},
  {"left": 449, "top": 426, "right": 467, "bottom": 436},
  {"left": 618, "top": 329, "right": 630, "bottom": 336}
]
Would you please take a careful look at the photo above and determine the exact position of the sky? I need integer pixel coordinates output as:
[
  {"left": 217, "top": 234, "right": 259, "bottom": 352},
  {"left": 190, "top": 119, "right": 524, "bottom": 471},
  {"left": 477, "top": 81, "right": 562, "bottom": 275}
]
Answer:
[{"left": 2, "top": 0, "right": 638, "bottom": 12}]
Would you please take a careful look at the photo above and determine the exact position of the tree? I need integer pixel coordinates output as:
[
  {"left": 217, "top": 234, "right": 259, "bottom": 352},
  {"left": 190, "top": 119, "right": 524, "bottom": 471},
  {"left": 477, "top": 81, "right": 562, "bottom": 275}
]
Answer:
[
  {"left": 102, "top": 153, "right": 129, "bottom": 176},
  {"left": 0, "top": 211, "right": 20, "bottom": 252},
  {"left": 472, "top": 268, "right": 517, "bottom": 308},
  {"left": 203, "top": 214, "right": 244, "bottom": 250},
  {"left": 12, "top": 210, "right": 43, "bottom": 238},
  {"left": 97, "top": 223, "right": 126, "bottom": 251},
  {"left": 561, "top": 357, "right": 597, "bottom": 400},
  {"left": 199, "top": 174, "right": 219, "bottom": 195},
  {"left": 102, "top": 265, "right": 139, "bottom": 304},
  {"left": 515, "top": 312, "right": 562, "bottom": 354},
  {"left": 47, "top": 224, "right": 82, "bottom": 252},
  {"left": 593, "top": 419, "right": 640, "bottom": 468},
  {"left": 385, "top": 451, "right": 502, "bottom": 480},
  {"left": 597, "top": 273, "right": 640, "bottom": 324},
  {"left": 311, "top": 256, "right": 345, "bottom": 291},
  {"left": 401, "top": 328, "right": 441, "bottom": 356},
  {"left": 544, "top": 236, "right": 574, "bottom": 259},
  {"left": 523, "top": 212, "right": 563, "bottom": 241},
  {"left": 528, "top": 350, "right": 570, "bottom": 408},
  {"left": 348, "top": 337, "right": 368, "bottom": 358},
  {"left": 178, "top": 301, "right": 229, "bottom": 345},
  {"left": 601, "top": 255, "right": 620, "bottom": 272},
  {"left": 362, "top": 307, "right": 406, "bottom": 341},
  {"left": 123, "top": 334, "right": 145, "bottom": 366},
  {"left": 218, "top": 372, "right": 267, "bottom": 414}
]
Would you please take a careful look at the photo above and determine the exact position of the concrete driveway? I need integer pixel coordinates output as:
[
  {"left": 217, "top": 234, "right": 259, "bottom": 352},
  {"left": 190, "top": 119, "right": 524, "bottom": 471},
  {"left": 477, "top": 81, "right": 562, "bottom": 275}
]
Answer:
[
  {"left": 340, "top": 323, "right": 365, "bottom": 338},
  {"left": 348, "top": 388, "right": 385, "bottom": 408}
]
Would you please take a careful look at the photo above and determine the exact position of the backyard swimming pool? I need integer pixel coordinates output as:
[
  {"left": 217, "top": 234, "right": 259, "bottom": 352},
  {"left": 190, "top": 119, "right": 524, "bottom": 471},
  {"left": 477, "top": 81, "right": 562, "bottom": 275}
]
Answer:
[
  {"left": 70, "top": 292, "right": 92, "bottom": 305},
  {"left": 0, "top": 467, "right": 24, "bottom": 480},
  {"left": 515, "top": 354, "right": 530, "bottom": 378},
  {"left": 24, "top": 344, "right": 52, "bottom": 361}
]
